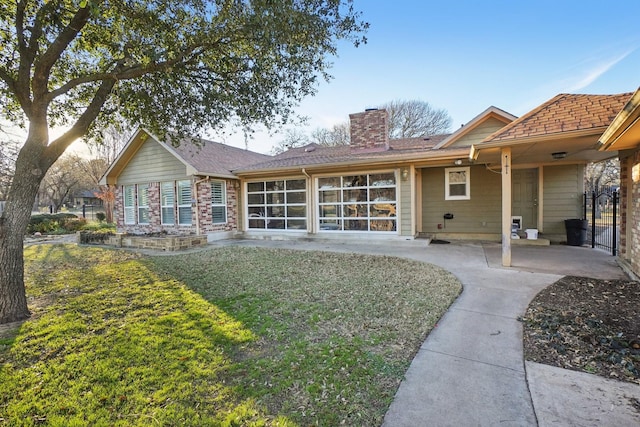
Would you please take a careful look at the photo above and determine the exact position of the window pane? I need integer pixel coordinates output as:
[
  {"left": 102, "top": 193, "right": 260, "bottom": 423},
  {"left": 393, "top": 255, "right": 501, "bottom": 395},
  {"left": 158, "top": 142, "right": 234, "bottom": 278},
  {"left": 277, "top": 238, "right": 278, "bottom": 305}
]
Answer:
[
  {"left": 267, "top": 205, "right": 284, "bottom": 217},
  {"left": 265, "top": 180, "right": 284, "bottom": 191},
  {"left": 286, "top": 206, "right": 306, "bottom": 218},
  {"left": 138, "top": 207, "right": 149, "bottom": 224},
  {"left": 319, "top": 219, "right": 341, "bottom": 230},
  {"left": 162, "top": 207, "right": 174, "bottom": 224},
  {"left": 212, "top": 206, "right": 226, "bottom": 224},
  {"left": 344, "top": 219, "right": 367, "bottom": 231},
  {"left": 449, "top": 183, "right": 466, "bottom": 196},
  {"left": 248, "top": 193, "right": 264, "bottom": 205},
  {"left": 124, "top": 186, "right": 135, "bottom": 207},
  {"left": 318, "top": 190, "right": 341, "bottom": 203},
  {"left": 371, "top": 219, "right": 396, "bottom": 232},
  {"left": 286, "top": 191, "right": 306, "bottom": 204},
  {"left": 286, "top": 179, "right": 306, "bottom": 190},
  {"left": 318, "top": 177, "right": 340, "bottom": 189},
  {"left": 247, "top": 182, "right": 264, "bottom": 192},
  {"left": 370, "top": 173, "right": 395, "bottom": 186},
  {"left": 211, "top": 181, "right": 225, "bottom": 204},
  {"left": 267, "top": 219, "right": 285, "bottom": 229},
  {"left": 371, "top": 188, "right": 395, "bottom": 201},
  {"left": 343, "top": 175, "right": 367, "bottom": 187},
  {"left": 177, "top": 180, "right": 191, "bottom": 204},
  {"left": 287, "top": 219, "right": 306, "bottom": 229},
  {"left": 319, "top": 205, "right": 339, "bottom": 217},
  {"left": 161, "top": 182, "right": 174, "bottom": 206},
  {"left": 344, "top": 189, "right": 366, "bottom": 202},
  {"left": 178, "top": 206, "right": 191, "bottom": 225},
  {"left": 266, "top": 192, "right": 284, "bottom": 204}
]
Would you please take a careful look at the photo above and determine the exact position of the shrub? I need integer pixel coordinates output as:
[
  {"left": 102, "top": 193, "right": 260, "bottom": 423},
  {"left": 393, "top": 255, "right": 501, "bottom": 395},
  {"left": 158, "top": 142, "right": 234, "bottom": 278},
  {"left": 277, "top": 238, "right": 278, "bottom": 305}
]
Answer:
[
  {"left": 95, "top": 212, "right": 106, "bottom": 222},
  {"left": 27, "top": 213, "right": 80, "bottom": 234}
]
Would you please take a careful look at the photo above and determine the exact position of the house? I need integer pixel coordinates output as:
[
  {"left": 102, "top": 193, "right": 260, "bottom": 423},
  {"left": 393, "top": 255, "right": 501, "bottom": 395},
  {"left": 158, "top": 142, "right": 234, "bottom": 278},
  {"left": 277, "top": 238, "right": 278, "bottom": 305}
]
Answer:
[
  {"left": 101, "top": 90, "right": 634, "bottom": 265},
  {"left": 597, "top": 87, "right": 640, "bottom": 279},
  {"left": 100, "top": 130, "right": 271, "bottom": 240},
  {"left": 72, "top": 190, "right": 103, "bottom": 208}
]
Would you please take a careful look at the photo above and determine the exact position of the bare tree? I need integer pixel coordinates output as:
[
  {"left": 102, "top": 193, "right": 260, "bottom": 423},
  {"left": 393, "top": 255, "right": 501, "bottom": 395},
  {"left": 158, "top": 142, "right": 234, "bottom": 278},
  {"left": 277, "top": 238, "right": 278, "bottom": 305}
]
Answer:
[
  {"left": 271, "top": 129, "right": 311, "bottom": 154},
  {"left": 311, "top": 122, "right": 350, "bottom": 146},
  {"left": 585, "top": 159, "right": 620, "bottom": 218},
  {"left": 88, "top": 123, "right": 131, "bottom": 165},
  {"left": 39, "top": 155, "right": 91, "bottom": 212},
  {"left": 380, "top": 99, "right": 452, "bottom": 138},
  {"left": 0, "top": 137, "right": 19, "bottom": 200}
]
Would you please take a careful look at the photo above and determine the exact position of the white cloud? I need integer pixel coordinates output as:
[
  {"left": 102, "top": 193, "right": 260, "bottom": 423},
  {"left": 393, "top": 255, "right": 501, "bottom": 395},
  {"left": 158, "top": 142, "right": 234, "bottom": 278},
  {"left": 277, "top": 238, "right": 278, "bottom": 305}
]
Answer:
[{"left": 563, "top": 48, "right": 636, "bottom": 92}]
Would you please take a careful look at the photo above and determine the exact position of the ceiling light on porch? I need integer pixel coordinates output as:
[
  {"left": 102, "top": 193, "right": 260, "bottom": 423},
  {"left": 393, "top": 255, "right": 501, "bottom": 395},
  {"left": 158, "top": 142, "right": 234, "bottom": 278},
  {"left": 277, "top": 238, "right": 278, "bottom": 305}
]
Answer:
[
  {"left": 454, "top": 159, "right": 463, "bottom": 165},
  {"left": 551, "top": 151, "right": 567, "bottom": 160}
]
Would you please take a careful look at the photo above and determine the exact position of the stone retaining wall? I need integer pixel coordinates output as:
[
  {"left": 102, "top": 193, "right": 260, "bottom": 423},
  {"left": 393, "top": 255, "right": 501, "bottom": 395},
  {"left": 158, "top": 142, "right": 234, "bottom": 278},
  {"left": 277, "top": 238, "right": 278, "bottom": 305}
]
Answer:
[{"left": 105, "top": 233, "right": 207, "bottom": 251}]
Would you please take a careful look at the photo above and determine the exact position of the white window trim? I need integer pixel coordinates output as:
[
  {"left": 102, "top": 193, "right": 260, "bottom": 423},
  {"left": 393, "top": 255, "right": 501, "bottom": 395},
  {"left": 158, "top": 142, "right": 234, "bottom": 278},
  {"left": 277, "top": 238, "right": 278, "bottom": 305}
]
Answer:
[
  {"left": 123, "top": 185, "right": 135, "bottom": 225},
  {"left": 137, "top": 184, "right": 149, "bottom": 225},
  {"left": 211, "top": 180, "right": 227, "bottom": 224},
  {"left": 177, "top": 180, "right": 192, "bottom": 226},
  {"left": 315, "top": 170, "right": 398, "bottom": 233},
  {"left": 445, "top": 167, "right": 470, "bottom": 200},
  {"left": 245, "top": 178, "right": 307, "bottom": 231},
  {"left": 160, "top": 181, "right": 175, "bottom": 225}
]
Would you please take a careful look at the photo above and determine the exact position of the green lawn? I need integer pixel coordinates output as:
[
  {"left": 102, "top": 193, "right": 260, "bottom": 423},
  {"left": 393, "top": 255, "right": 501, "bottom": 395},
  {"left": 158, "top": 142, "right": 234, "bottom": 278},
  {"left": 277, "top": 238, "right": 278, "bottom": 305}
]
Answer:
[{"left": 0, "top": 244, "right": 461, "bottom": 426}]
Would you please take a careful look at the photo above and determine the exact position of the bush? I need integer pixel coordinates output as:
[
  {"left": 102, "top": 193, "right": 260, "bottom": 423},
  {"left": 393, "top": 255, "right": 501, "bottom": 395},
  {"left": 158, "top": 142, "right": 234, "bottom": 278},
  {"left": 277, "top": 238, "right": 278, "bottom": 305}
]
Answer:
[
  {"left": 78, "top": 230, "right": 115, "bottom": 244},
  {"left": 27, "top": 213, "right": 81, "bottom": 234},
  {"left": 95, "top": 212, "right": 106, "bottom": 222}
]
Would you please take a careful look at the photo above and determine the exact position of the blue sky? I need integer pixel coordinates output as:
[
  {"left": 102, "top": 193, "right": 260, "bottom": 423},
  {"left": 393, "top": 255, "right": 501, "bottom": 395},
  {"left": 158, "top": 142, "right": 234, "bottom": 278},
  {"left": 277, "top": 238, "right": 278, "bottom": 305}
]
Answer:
[{"left": 227, "top": 0, "right": 640, "bottom": 154}]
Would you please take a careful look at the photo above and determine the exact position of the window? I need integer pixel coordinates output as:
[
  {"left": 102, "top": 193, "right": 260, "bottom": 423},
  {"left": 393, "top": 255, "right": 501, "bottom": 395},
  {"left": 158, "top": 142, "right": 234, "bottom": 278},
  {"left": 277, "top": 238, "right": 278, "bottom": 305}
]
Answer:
[
  {"left": 177, "top": 180, "right": 192, "bottom": 225},
  {"left": 317, "top": 172, "right": 396, "bottom": 232},
  {"left": 123, "top": 185, "right": 135, "bottom": 224},
  {"left": 161, "top": 181, "right": 175, "bottom": 225},
  {"left": 137, "top": 184, "right": 149, "bottom": 224},
  {"left": 247, "top": 179, "right": 306, "bottom": 230},
  {"left": 211, "top": 181, "right": 227, "bottom": 224},
  {"left": 445, "top": 167, "right": 470, "bottom": 200}
]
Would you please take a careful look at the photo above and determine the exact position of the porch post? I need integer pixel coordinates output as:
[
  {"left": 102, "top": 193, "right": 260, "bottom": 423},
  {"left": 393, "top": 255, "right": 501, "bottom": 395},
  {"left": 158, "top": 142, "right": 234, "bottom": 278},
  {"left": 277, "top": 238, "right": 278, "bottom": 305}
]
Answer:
[{"left": 501, "top": 147, "right": 512, "bottom": 267}]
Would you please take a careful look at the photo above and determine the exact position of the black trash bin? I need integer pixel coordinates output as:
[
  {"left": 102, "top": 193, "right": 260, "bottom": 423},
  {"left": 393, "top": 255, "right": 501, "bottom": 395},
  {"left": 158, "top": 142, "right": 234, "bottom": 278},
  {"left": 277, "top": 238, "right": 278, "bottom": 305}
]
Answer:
[{"left": 564, "top": 219, "right": 588, "bottom": 246}]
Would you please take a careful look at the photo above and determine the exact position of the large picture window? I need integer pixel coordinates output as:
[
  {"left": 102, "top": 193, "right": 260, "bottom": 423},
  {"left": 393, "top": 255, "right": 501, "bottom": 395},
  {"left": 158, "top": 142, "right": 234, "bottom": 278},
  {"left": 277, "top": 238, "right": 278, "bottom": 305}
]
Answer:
[
  {"left": 123, "top": 185, "right": 135, "bottom": 225},
  {"left": 317, "top": 172, "right": 396, "bottom": 232},
  {"left": 160, "top": 181, "right": 175, "bottom": 225},
  {"left": 445, "top": 167, "right": 470, "bottom": 200},
  {"left": 247, "top": 179, "right": 306, "bottom": 230},
  {"left": 137, "top": 184, "right": 149, "bottom": 224},
  {"left": 211, "top": 181, "right": 227, "bottom": 224},
  {"left": 177, "top": 180, "right": 192, "bottom": 225}
]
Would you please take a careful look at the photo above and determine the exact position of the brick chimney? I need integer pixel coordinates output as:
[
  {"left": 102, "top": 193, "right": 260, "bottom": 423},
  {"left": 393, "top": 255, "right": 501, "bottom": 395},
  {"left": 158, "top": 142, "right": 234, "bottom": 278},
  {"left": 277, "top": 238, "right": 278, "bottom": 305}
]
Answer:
[{"left": 349, "top": 109, "right": 389, "bottom": 152}]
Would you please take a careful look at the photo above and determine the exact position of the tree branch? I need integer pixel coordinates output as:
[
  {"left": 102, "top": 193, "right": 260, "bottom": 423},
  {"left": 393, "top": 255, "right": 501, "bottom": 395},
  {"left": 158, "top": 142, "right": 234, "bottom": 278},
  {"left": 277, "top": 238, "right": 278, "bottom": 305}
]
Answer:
[
  {"left": 44, "top": 78, "right": 117, "bottom": 163},
  {"left": 32, "top": 5, "right": 93, "bottom": 98}
]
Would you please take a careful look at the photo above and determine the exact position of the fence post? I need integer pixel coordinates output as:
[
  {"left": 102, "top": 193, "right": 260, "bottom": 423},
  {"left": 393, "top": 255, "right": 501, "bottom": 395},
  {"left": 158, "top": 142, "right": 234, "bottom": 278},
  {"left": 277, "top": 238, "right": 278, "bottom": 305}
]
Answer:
[
  {"left": 583, "top": 191, "right": 587, "bottom": 220},
  {"left": 612, "top": 190, "right": 617, "bottom": 256},
  {"left": 591, "top": 191, "right": 596, "bottom": 248}
]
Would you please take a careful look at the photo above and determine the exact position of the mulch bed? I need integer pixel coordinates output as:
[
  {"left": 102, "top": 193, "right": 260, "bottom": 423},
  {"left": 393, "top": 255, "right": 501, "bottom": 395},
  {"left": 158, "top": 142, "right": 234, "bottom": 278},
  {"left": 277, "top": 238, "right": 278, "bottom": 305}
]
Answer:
[{"left": 521, "top": 276, "right": 640, "bottom": 385}]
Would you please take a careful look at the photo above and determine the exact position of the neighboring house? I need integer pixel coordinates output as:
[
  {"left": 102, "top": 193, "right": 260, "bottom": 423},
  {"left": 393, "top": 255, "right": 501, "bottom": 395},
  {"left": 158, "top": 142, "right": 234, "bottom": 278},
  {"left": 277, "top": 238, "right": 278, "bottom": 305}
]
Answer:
[
  {"left": 102, "top": 90, "right": 635, "bottom": 265},
  {"left": 597, "top": 87, "right": 640, "bottom": 279},
  {"left": 100, "top": 130, "right": 271, "bottom": 240},
  {"left": 72, "top": 190, "right": 103, "bottom": 207}
]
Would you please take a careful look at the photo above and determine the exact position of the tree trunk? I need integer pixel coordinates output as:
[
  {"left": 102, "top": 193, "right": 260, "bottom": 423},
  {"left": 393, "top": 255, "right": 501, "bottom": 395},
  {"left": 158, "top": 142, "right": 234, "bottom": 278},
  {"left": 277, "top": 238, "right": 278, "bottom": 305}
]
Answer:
[{"left": 0, "top": 131, "right": 50, "bottom": 324}]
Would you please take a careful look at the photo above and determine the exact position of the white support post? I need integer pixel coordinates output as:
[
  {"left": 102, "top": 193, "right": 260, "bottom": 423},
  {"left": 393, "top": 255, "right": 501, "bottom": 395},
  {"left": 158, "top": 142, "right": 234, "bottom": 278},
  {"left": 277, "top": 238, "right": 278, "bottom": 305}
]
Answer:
[{"left": 502, "top": 147, "right": 512, "bottom": 267}]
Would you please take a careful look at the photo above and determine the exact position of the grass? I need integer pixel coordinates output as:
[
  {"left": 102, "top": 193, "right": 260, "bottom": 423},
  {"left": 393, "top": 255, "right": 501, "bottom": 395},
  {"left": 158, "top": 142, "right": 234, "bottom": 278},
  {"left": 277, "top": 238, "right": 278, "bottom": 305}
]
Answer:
[{"left": 0, "top": 244, "right": 462, "bottom": 426}]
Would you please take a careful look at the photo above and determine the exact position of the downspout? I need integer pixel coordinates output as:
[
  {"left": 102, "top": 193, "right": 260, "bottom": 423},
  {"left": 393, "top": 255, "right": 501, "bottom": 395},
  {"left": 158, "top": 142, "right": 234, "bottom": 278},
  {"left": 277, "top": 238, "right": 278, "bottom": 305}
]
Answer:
[{"left": 194, "top": 176, "right": 211, "bottom": 235}]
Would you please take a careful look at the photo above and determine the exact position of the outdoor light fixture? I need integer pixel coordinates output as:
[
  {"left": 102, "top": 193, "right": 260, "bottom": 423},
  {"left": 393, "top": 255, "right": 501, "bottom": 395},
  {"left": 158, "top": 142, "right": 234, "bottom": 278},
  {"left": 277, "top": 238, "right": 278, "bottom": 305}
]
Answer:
[
  {"left": 401, "top": 168, "right": 409, "bottom": 181},
  {"left": 552, "top": 151, "right": 567, "bottom": 160},
  {"left": 454, "top": 159, "right": 463, "bottom": 165}
]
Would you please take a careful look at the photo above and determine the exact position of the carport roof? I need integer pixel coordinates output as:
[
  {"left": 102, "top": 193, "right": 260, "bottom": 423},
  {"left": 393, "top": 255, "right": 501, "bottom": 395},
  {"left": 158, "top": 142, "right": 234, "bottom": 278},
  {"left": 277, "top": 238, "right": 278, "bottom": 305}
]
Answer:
[{"left": 484, "top": 93, "right": 633, "bottom": 143}]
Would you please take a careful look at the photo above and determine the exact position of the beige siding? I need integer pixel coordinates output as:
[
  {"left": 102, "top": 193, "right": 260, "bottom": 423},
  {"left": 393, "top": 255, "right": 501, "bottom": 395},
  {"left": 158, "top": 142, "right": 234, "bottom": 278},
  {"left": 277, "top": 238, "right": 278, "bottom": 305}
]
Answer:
[
  {"left": 542, "top": 164, "right": 585, "bottom": 235},
  {"left": 447, "top": 118, "right": 508, "bottom": 147},
  {"left": 118, "top": 138, "right": 188, "bottom": 184},
  {"left": 421, "top": 165, "right": 502, "bottom": 233},
  {"left": 399, "top": 176, "right": 412, "bottom": 236}
]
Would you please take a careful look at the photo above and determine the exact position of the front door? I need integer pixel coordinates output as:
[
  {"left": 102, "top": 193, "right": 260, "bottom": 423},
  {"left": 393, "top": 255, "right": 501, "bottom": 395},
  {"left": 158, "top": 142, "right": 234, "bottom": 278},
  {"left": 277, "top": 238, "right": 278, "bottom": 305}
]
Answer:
[{"left": 512, "top": 168, "right": 538, "bottom": 229}]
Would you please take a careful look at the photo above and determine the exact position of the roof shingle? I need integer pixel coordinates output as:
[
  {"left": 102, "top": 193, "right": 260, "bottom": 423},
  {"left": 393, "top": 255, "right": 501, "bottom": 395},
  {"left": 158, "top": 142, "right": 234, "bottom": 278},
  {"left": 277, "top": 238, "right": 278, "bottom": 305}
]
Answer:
[{"left": 484, "top": 93, "right": 633, "bottom": 142}]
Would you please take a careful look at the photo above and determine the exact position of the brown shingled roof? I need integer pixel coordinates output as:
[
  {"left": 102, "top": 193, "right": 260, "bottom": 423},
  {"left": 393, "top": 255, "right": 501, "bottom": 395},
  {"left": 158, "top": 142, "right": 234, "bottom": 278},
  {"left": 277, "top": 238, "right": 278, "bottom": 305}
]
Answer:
[
  {"left": 484, "top": 93, "right": 633, "bottom": 142},
  {"left": 168, "top": 134, "right": 271, "bottom": 176},
  {"left": 234, "top": 135, "right": 453, "bottom": 173}
]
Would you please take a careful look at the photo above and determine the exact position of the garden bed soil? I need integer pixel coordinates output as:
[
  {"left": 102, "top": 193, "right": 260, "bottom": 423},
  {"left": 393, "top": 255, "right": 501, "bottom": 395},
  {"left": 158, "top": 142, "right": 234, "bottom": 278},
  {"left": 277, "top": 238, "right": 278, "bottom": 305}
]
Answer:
[{"left": 522, "top": 276, "right": 640, "bottom": 385}]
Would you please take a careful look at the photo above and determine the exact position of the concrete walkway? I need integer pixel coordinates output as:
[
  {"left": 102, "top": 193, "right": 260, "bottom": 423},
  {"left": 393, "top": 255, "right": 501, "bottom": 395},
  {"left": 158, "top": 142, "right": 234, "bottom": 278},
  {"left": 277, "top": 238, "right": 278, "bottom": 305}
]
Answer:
[{"left": 221, "top": 238, "right": 639, "bottom": 426}]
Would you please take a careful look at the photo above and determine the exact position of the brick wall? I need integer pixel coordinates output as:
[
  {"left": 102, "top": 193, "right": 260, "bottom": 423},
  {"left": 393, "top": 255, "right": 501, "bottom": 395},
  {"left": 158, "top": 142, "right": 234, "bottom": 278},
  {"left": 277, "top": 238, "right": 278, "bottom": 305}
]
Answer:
[
  {"left": 117, "top": 179, "right": 240, "bottom": 236},
  {"left": 627, "top": 150, "right": 640, "bottom": 277},
  {"left": 349, "top": 109, "right": 389, "bottom": 151}
]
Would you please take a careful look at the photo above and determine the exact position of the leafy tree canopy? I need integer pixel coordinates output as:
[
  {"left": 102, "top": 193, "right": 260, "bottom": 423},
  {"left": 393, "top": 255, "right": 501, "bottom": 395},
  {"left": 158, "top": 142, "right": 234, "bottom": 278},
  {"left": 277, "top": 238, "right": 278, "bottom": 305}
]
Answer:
[{"left": 0, "top": 0, "right": 367, "bottom": 147}]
